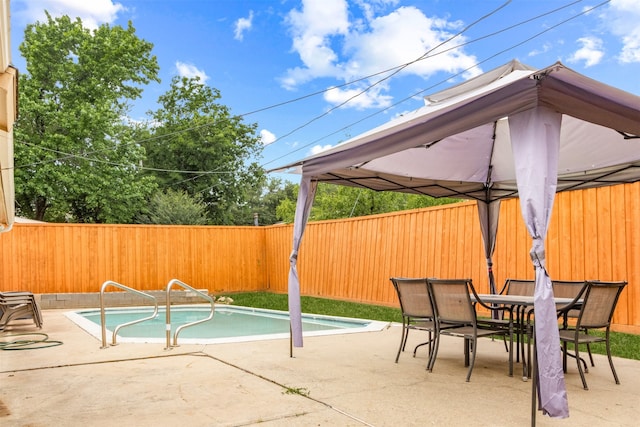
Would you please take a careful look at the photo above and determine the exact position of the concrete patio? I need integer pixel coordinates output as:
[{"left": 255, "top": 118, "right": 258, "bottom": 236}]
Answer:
[{"left": 1, "top": 309, "right": 639, "bottom": 426}]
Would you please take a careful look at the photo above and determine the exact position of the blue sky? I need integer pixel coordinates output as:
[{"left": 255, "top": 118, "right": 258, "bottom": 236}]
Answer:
[{"left": 9, "top": 0, "right": 640, "bottom": 182}]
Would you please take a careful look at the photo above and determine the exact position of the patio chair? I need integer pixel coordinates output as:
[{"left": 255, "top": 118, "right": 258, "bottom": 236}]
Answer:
[
  {"left": 558, "top": 281, "right": 627, "bottom": 390},
  {"left": 553, "top": 280, "right": 587, "bottom": 322},
  {"left": 498, "top": 279, "right": 535, "bottom": 362},
  {"left": 0, "top": 291, "right": 43, "bottom": 330},
  {"left": 427, "top": 278, "right": 513, "bottom": 381},
  {"left": 390, "top": 277, "right": 435, "bottom": 363}
]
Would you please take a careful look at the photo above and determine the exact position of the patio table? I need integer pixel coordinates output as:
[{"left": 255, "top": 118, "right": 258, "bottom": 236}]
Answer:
[{"left": 472, "top": 294, "right": 580, "bottom": 380}]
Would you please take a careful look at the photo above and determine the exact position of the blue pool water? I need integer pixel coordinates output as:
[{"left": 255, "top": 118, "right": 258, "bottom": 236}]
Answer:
[{"left": 65, "top": 305, "right": 388, "bottom": 344}]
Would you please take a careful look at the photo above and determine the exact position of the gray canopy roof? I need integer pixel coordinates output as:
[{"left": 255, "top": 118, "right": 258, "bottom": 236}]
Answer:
[
  {"left": 275, "top": 60, "right": 640, "bottom": 420},
  {"left": 273, "top": 60, "right": 640, "bottom": 201}
]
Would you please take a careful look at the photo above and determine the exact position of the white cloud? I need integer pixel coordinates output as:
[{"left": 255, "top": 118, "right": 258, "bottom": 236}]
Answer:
[
  {"left": 281, "top": 0, "right": 350, "bottom": 88},
  {"left": 568, "top": 37, "right": 605, "bottom": 67},
  {"left": 234, "top": 10, "right": 254, "bottom": 41},
  {"left": 324, "top": 83, "right": 393, "bottom": 110},
  {"left": 15, "top": 0, "right": 125, "bottom": 29},
  {"left": 260, "top": 129, "right": 276, "bottom": 145},
  {"left": 310, "top": 144, "right": 333, "bottom": 155},
  {"left": 528, "top": 42, "right": 552, "bottom": 57},
  {"left": 601, "top": 0, "right": 640, "bottom": 63},
  {"left": 175, "top": 61, "right": 209, "bottom": 83},
  {"left": 342, "top": 7, "right": 478, "bottom": 81},
  {"left": 280, "top": 1, "right": 479, "bottom": 109}
]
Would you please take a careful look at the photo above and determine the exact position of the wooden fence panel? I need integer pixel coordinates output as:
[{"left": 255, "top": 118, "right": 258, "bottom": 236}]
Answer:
[
  {"left": 0, "top": 224, "right": 267, "bottom": 294},
  {"left": 1, "top": 183, "right": 638, "bottom": 333}
]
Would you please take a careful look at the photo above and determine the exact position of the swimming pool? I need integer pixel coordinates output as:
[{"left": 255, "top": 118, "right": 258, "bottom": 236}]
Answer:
[{"left": 65, "top": 305, "right": 389, "bottom": 345}]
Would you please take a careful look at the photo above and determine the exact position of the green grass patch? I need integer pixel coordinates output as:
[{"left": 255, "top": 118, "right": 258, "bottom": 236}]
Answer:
[
  {"left": 223, "top": 291, "right": 639, "bottom": 361},
  {"left": 225, "top": 291, "right": 403, "bottom": 323}
]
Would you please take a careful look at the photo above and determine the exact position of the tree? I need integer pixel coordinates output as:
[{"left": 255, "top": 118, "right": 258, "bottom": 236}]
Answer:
[
  {"left": 140, "top": 76, "right": 265, "bottom": 225},
  {"left": 137, "top": 189, "right": 209, "bottom": 225},
  {"left": 245, "top": 177, "right": 297, "bottom": 225},
  {"left": 276, "top": 183, "right": 460, "bottom": 222},
  {"left": 13, "top": 13, "right": 160, "bottom": 222}
]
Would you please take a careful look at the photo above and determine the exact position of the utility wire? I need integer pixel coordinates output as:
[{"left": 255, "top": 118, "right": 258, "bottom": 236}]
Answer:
[
  {"left": 17, "top": 141, "right": 233, "bottom": 175},
  {"left": 13, "top": 0, "right": 603, "bottom": 177},
  {"left": 241, "top": 0, "right": 584, "bottom": 118},
  {"left": 99, "top": 0, "right": 586, "bottom": 161},
  {"left": 261, "top": 0, "right": 610, "bottom": 168},
  {"left": 13, "top": 0, "right": 511, "bottom": 173},
  {"left": 266, "top": 1, "right": 512, "bottom": 147}
]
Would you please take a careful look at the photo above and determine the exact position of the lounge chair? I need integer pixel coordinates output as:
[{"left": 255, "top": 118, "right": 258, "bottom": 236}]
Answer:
[{"left": 0, "top": 291, "right": 43, "bottom": 330}]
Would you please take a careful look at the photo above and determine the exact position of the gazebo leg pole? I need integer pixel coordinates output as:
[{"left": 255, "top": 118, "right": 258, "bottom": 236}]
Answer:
[{"left": 531, "top": 331, "right": 537, "bottom": 427}]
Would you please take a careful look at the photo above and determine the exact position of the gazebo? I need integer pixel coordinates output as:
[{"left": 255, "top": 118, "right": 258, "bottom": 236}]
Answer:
[{"left": 272, "top": 60, "right": 640, "bottom": 418}]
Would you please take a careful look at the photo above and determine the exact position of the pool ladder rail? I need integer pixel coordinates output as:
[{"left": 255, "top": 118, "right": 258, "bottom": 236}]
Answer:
[
  {"left": 99, "top": 280, "right": 159, "bottom": 349},
  {"left": 98, "top": 279, "right": 215, "bottom": 349},
  {"left": 165, "top": 279, "right": 215, "bottom": 349}
]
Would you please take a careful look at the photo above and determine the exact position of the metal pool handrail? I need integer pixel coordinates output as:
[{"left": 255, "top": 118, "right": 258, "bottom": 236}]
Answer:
[
  {"left": 99, "top": 280, "right": 159, "bottom": 348},
  {"left": 165, "top": 279, "right": 215, "bottom": 349}
]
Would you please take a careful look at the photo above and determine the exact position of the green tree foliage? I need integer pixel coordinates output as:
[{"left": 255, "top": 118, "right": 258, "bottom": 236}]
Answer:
[
  {"left": 13, "top": 13, "right": 160, "bottom": 222},
  {"left": 140, "top": 76, "right": 265, "bottom": 225},
  {"left": 246, "top": 178, "right": 297, "bottom": 225},
  {"left": 137, "top": 189, "right": 209, "bottom": 225},
  {"left": 276, "top": 182, "right": 460, "bottom": 223}
]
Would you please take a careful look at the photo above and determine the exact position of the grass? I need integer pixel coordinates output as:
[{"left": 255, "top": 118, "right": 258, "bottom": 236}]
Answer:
[{"left": 224, "top": 291, "right": 640, "bottom": 361}]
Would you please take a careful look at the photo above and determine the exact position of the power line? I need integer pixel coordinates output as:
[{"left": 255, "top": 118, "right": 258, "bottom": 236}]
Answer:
[
  {"left": 266, "top": 1, "right": 512, "bottom": 147},
  {"left": 16, "top": 140, "right": 235, "bottom": 175},
  {"left": 13, "top": 0, "right": 513, "bottom": 173},
  {"left": 261, "top": 0, "right": 609, "bottom": 169},
  {"left": 12, "top": 0, "right": 604, "bottom": 178}
]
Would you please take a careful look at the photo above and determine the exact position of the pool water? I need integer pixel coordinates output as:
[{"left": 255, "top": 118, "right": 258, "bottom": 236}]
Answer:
[{"left": 66, "top": 305, "right": 388, "bottom": 344}]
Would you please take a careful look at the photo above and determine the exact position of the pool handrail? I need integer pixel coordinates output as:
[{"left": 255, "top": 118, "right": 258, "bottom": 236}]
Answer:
[
  {"left": 165, "top": 279, "right": 215, "bottom": 349},
  {"left": 99, "top": 280, "right": 159, "bottom": 348}
]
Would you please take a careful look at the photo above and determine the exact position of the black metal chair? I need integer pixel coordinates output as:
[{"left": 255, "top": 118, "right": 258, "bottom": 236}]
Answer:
[
  {"left": 559, "top": 280, "right": 627, "bottom": 390},
  {"left": 390, "top": 277, "right": 436, "bottom": 363},
  {"left": 427, "top": 278, "right": 513, "bottom": 381}
]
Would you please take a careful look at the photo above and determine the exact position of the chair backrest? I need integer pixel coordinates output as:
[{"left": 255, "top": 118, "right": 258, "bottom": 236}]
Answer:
[
  {"left": 390, "top": 277, "right": 433, "bottom": 318},
  {"left": 578, "top": 281, "right": 627, "bottom": 329},
  {"left": 427, "top": 278, "right": 475, "bottom": 324},
  {"left": 552, "top": 280, "right": 587, "bottom": 315},
  {"left": 503, "top": 279, "right": 535, "bottom": 296},
  {"left": 552, "top": 280, "right": 586, "bottom": 299}
]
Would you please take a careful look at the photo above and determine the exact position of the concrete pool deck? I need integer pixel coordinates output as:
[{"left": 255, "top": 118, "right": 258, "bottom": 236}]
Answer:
[{"left": 1, "top": 309, "right": 639, "bottom": 426}]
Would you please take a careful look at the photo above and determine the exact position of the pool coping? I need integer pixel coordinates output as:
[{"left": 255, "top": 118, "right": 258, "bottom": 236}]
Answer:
[{"left": 64, "top": 304, "right": 391, "bottom": 345}]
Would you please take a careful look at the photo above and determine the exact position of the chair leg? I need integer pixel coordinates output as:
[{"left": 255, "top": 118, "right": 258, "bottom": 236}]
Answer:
[
  {"left": 427, "top": 329, "right": 441, "bottom": 372},
  {"left": 464, "top": 338, "right": 470, "bottom": 367},
  {"left": 395, "top": 321, "right": 408, "bottom": 363},
  {"left": 575, "top": 344, "right": 589, "bottom": 390},
  {"left": 466, "top": 336, "right": 477, "bottom": 382},
  {"left": 605, "top": 330, "right": 620, "bottom": 385},
  {"left": 586, "top": 343, "right": 595, "bottom": 367},
  {"left": 507, "top": 327, "right": 513, "bottom": 377},
  {"left": 413, "top": 331, "right": 432, "bottom": 357},
  {"left": 401, "top": 320, "right": 409, "bottom": 351},
  {"left": 581, "top": 328, "right": 595, "bottom": 367}
]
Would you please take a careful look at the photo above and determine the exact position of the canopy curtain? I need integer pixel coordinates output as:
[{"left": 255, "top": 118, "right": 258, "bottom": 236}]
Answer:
[
  {"left": 288, "top": 176, "right": 318, "bottom": 347},
  {"left": 477, "top": 200, "right": 500, "bottom": 294},
  {"left": 509, "top": 106, "right": 568, "bottom": 418}
]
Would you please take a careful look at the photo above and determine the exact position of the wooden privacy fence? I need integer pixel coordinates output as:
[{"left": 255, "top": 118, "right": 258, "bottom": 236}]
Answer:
[{"left": 1, "top": 183, "right": 639, "bottom": 334}]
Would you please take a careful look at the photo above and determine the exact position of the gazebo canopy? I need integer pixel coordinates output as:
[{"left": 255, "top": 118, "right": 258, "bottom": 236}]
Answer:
[
  {"left": 275, "top": 60, "right": 640, "bottom": 201},
  {"left": 273, "top": 60, "right": 640, "bottom": 419}
]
